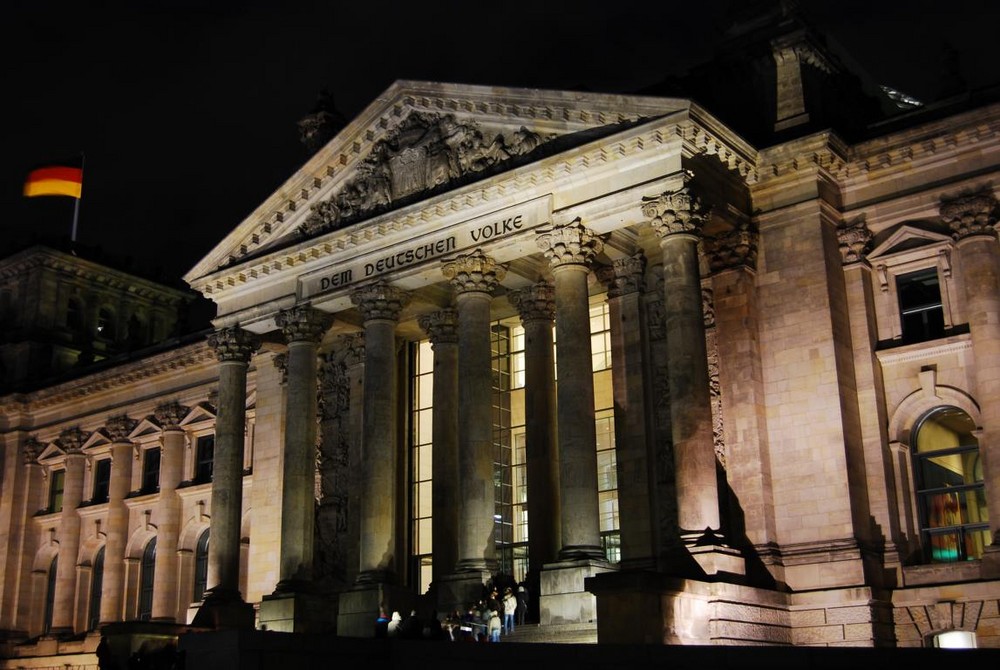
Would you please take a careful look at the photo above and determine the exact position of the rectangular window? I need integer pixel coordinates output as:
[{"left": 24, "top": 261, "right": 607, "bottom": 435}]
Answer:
[
  {"left": 194, "top": 435, "right": 215, "bottom": 483},
  {"left": 141, "top": 447, "right": 161, "bottom": 493},
  {"left": 410, "top": 340, "right": 434, "bottom": 594},
  {"left": 49, "top": 469, "right": 65, "bottom": 512},
  {"left": 897, "top": 268, "right": 945, "bottom": 343},
  {"left": 92, "top": 459, "right": 111, "bottom": 504}
]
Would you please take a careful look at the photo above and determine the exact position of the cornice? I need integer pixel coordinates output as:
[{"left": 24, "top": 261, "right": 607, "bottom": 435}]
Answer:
[{"left": 191, "top": 112, "right": 757, "bottom": 303}]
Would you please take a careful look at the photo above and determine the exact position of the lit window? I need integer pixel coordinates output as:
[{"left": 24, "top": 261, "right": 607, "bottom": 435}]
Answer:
[
  {"left": 49, "top": 469, "right": 65, "bottom": 512},
  {"left": 933, "top": 630, "right": 977, "bottom": 648},
  {"left": 897, "top": 268, "right": 945, "bottom": 344},
  {"left": 914, "top": 407, "right": 991, "bottom": 562},
  {"left": 193, "top": 530, "right": 209, "bottom": 602}
]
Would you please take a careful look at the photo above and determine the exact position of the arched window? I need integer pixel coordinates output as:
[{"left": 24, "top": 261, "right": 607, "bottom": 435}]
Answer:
[
  {"left": 913, "top": 407, "right": 992, "bottom": 562},
  {"left": 193, "top": 530, "right": 209, "bottom": 602},
  {"left": 88, "top": 546, "right": 105, "bottom": 630},
  {"left": 138, "top": 538, "right": 156, "bottom": 620},
  {"left": 43, "top": 556, "right": 57, "bottom": 634}
]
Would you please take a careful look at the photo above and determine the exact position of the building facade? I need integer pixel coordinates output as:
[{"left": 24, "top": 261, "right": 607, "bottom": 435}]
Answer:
[{"left": 3, "top": 21, "right": 1000, "bottom": 668}]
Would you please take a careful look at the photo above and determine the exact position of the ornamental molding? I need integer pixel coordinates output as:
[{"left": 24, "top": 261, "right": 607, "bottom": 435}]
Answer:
[
  {"left": 350, "top": 281, "right": 411, "bottom": 322},
  {"left": 940, "top": 191, "right": 998, "bottom": 239},
  {"left": 537, "top": 220, "right": 604, "bottom": 268},
  {"left": 442, "top": 251, "right": 507, "bottom": 294},
  {"left": 706, "top": 220, "right": 758, "bottom": 271},
  {"left": 508, "top": 282, "right": 556, "bottom": 322},
  {"left": 418, "top": 309, "right": 459, "bottom": 345},
  {"left": 209, "top": 327, "right": 261, "bottom": 363},
  {"left": 596, "top": 253, "right": 646, "bottom": 298},
  {"left": 837, "top": 215, "right": 873, "bottom": 264}
]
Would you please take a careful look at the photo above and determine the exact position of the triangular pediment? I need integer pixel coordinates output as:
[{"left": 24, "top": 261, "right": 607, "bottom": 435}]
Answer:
[
  {"left": 185, "top": 80, "right": 693, "bottom": 284},
  {"left": 130, "top": 417, "right": 162, "bottom": 441},
  {"left": 37, "top": 443, "right": 65, "bottom": 464},
  {"left": 179, "top": 402, "right": 216, "bottom": 428},
  {"left": 868, "top": 223, "right": 954, "bottom": 259},
  {"left": 81, "top": 430, "right": 111, "bottom": 454}
]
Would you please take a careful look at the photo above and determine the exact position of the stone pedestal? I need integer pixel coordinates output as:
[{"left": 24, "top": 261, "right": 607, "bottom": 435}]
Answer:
[
  {"left": 539, "top": 558, "right": 613, "bottom": 625},
  {"left": 258, "top": 590, "right": 334, "bottom": 634},
  {"left": 190, "top": 590, "right": 255, "bottom": 630},
  {"left": 435, "top": 570, "right": 491, "bottom": 618},
  {"left": 336, "top": 583, "right": 414, "bottom": 638}
]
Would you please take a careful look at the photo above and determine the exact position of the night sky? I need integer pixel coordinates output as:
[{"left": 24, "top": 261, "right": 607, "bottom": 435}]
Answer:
[{"left": 3, "top": 0, "right": 998, "bottom": 294}]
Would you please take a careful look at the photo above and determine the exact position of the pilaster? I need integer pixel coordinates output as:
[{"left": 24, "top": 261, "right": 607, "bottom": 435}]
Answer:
[
  {"left": 151, "top": 403, "right": 188, "bottom": 622},
  {"left": 100, "top": 418, "right": 135, "bottom": 625},
  {"left": 50, "top": 427, "right": 87, "bottom": 635}
]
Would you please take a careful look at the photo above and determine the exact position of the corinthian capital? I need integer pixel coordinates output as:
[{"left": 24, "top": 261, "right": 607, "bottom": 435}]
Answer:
[
  {"left": 59, "top": 426, "right": 89, "bottom": 455},
  {"left": 350, "top": 281, "right": 411, "bottom": 322},
  {"left": 596, "top": 253, "right": 646, "bottom": 298},
  {"left": 836, "top": 216, "right": 872, "bottom": 264},
  {"left": 940, "top": 192, "right": 998, "bottom": 239},
  {"left": 536, "top": 219, "right": 603, "bottom": 268},
  {"left": 277, "top": 306, "right": 330, "bottom": 343},
  {"left": 705, "top": 221, "right": 759, "bottom": 271},
  {"left": 106, "top": 415, "right": 138, "bottom": 442},
  {"left": 442, "top": 251, "right": 507, "bottom": 294},
  {"left": 24, "top": 437, "right": 44, "bottom": 464},
  {"left": 643, "top": 186, "right": 710, "bottom": 239},
  {"left": 418, "top": 309, "right": 459, "bottom": 345},
  {"left": 154, "top": 402, "right": 189, "bottom": 429},
  {"left": 508, "top": 281, "right": 555, "bottom": 322},
  {"left": 208, "top": 327, "right": 261, "bottom": 363}
]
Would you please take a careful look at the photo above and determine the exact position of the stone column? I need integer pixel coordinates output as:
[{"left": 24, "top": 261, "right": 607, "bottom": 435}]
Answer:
[
  {"left": 508, "top": 282, "right": 561, "bottom": 569},
  {"left": 596, "top": 253, "right": 656, "bottom": 568},
  {"left": 194, "top": 326, "right": 258, "bottom": 629},
  {"left": 100, "top": 418, "right": 135, "bottom": 624},
  {"left": 151, "top": 402, "right": 187, "bottom": 621},
  {"left": 537, "top": 221, "right": 605, "bottom": 560},
  {"left": 274, "top": 307, "right": 328, "bottom": 591},
  {"left": 51, "top": 427, "right": 87, "bottom": 634},
  {"left": 14, "top": 440, "right": 45, "bottom": 635},
  {"left": 417, "top": 309, "right": 460, "bottom": 588},
  {"left": 342, "top": 336, "right": 366, "bottom": 587},
  {"left": 443, "top": 252, "right": 506, "bottom": 572},
  {"left": 941, "top": 193, "right": 1000, "bottom": 569},
  {"left": 644, "top": 187, "right": 722, "bottom": 543},
  {"left": 351, "top": 282, "right": 410, "bottom": 583}
]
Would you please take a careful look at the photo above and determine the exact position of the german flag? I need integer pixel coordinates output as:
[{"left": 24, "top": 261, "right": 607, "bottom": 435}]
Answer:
[{"left": 24, "top": 164, "right": 83, "bottom": 199}]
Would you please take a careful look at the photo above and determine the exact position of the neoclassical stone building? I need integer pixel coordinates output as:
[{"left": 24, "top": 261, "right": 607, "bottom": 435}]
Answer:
[{"left": 3, "top": 11, "right": 1000, "bottom": 667}]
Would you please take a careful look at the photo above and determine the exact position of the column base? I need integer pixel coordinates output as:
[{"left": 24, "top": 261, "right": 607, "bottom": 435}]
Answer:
[
  {"left": 336, "top": 582, "right": 415, "bottom": 638},
  {"left": 435, "top": 570, "right": 491, "bottom": 618},
  {"left": 190, "top": 589, "right": 255, "bottom": 630},
  {"left": 259, "top": 589, "right": 334, "bottom": 634},
  {"left": 661, "top": 529, "right": 746, "bottom": 579},
  {"left": 539, "top": 557, "right": 615, "bottom": 625}
]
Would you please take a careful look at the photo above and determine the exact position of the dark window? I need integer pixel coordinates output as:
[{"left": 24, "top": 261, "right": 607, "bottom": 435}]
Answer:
[
  {"left": 898, "top": 268, "right": 945, "bottom": 343},
  {"left": 49, "top": 469, "right": 65, "bottom": 512},
  {"left": 194, "top": 435, "right": 215, "bottom": 484},
  {"left": 66, "top": 298, "right": 84, "bottom": 333},
  {"left": 193, "top": 530, "right": 209, "bottom": 602},
  {"left": 138, "top": 538, "right": 156, "bottom": 621},
  {"left": 96, "top": 307, "right": 115, "bottom": 339},
  {"left": 92, "top": 459, "right": 111, "bottom": 504},
  {"left": 913, "top": 407, "right": 992, "bottom": 562},
  {"left": 88, "top": 546, "right": 104, "bottom": 630},
  {"left": 141, "top": 448, "right": 161, "bottom": 494},
  {"left": 43, "top": 556, "right": 57, "bottom": 634}
]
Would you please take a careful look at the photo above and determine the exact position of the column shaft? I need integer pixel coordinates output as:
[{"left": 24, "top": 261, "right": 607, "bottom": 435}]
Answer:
[
  {"left": 100, "top": 441, "right": 134, "bottom": 623},
  {"left": 151, "top": 423, "right": 185, "bottom": 620},
  {"left": 51, "top": 451, "right": 85, "bottom": 633}
]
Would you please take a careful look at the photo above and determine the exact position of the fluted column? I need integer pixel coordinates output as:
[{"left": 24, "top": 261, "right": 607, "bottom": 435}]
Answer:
[
  {"left": 941, "top": 193, "right": 1000, "bottom": 557},
  {"left": 644, "top": 186, "right": 721, "bottom": 540},
  {"left": 274, "top": 306, "right": 328, "bottom": 591},
  {"left": 418, "top": 309, "right": 460, "bottom": 587},
  {"left": 351, "top": 282, "right": 410, "bottom": 583},
  {"left": 443, "top": 251, "right": 506, "bottom": 572},
  {"left": 51, "top": 427, "right": 87, "bottom": 634},
  {"left": 537, "top": 221, "right": 605, "bottom": 560},
  {"left": 596, "top": 253, "right": 656, "bottom": 566},
  {"left": 151, "top": 402, "right": 188, "bottom": 621},
  {"left": 100, "top": 417, "right": 135, "bottom": 624},
  {"left": 203, "top": 327, "right": 259, "bottom": 601},
  {"left": 509, "top": 282, "right": 561, "bottom": 569}
]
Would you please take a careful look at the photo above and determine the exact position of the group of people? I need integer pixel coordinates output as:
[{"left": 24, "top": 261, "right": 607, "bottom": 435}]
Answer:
[{"left": 374, "top": 581, "right": 530, "bottom": 643}]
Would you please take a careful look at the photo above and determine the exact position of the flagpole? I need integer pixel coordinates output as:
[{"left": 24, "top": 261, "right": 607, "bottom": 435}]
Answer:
[{"left": 71, "top": 152, "right": 84, "bottom": 244}]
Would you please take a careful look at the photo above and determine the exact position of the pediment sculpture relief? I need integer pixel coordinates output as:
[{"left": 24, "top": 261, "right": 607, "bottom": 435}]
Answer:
[{"left": 301, "top": 112, "right": 546, "bottom": 236}]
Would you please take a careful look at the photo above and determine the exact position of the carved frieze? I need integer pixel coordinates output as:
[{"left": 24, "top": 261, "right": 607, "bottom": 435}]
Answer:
[
  {"left": 350, "top": 282, "right": 411, "bottom": 322},
  {"left": 301, "top": 112, "right": 545, "bottom": 236},
  {"left": 442, "top": 251, "right": 507, "bottom": 294},
  {"left": 536, "top": 219, "right": 604, "bottom": 268},
  {"left": 940, "top": 191, "right": 998, "bottom": 239},
  {"left": 705, "top": 328, "right": 726, "bottom": 469},
  {"left": 837, "top": 215, "right": 872, "bottom": 264},
  {"left": 508, "top": 281, "right": 556, "bottom": 322}
]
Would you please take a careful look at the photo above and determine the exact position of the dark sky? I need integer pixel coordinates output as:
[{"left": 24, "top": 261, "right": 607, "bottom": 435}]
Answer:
[{"left": 2, "top": 0, "right": 998, "bottom": 291}]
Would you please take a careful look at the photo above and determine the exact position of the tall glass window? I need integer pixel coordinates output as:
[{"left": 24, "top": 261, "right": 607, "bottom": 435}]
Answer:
[
  {"left": 92, "top": 459, "right": 112, "bottom": 504},
  {"left": 193, "top": 530, "right": 209, "bottom": 602},
  {"left": 897, "top": 268, "right": 945, "bottom": 343},
  {"left": 590, "top": 301, "right": 620, "bottom": 562},
  {"left": 141, "top": 448, "right": 161, "bottom": 494},
  {"left": 48, "top": 469, "right": 66, "bottom": 513},
  {"left": 914, "top": 407, "right": 991, "bottom": 562},
  {"left": 43, "top": 556, "right": 57, "bottom": 634},
  {"left": 410, "top": 340, "right": 435, "bottom": 593},
  {"left": 194, "top": 435, "right": 215, "bottom": 484},
  {"left": 88, "top": 546, "right": 105, "bottom": 630},
  {"left": 138, "top": 538, "right": 156, "bottom": 620}
]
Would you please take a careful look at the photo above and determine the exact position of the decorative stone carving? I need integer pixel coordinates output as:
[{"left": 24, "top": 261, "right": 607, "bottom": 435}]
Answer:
[
  {"left": 940, "top": 192, "right": 998, "bottom": 239},
  {"left": 276, "top": 306, "right": 330, "bottom": 343},
  {"left": 596, "top": 253, "right": 646, "bottom": 298},
  {"left": 273, "top": 353, "right": 288, "bottom": 385},
  {"left": 706, "top": 220, "right": 758, "bottom": 271},
  {"left": 508, "top": 282, "right": 556, "bottom": 323},
  {"left": 59, "top": 427, "right": 88, "bottom": 454},
  {"left": 318, "top": 355, "right": 350, "bottom": 423},
  {"left": 702, "top": 287, "right": 715, "bottom": 329},
  {"left": 644, "top": 186, "right": 710, "bottom": 239},
  {"left": 442, "top": 251, "right": 506, "bottom": 294},
  {"left": 302, "top": 112, "right": 546, "bottom": 236},
  {"left": 338, "top": 333, "right": 366, "bottom": 367},
  {"left": 705, "top": 328, "right": 726, "bottom": 468},
  {"left": 24, "top": 437, "right": 44, "bottom": 464},
  {"left": 105, "top": 415, "right": 137, "bottom": 443},
  {"left": 297, "top": 88, "right": 346, "bottom": 153},
  {"left": 154, "top": 402, "right": 188, "bottom": 429},
  {"left": 644, "top": 270, "right": 666, "bottom": 342},
  {"left": 418, "top": 309, "right": 459, "bottom": 345},
  {"left": 350, "top": 282, "right": 411, "bottom": 322},
  {"left": 208, "top": 327, "right": 260, "bottom": 363},
  {"left": 837, "top": 215, "right": 872, "bottom": 264},
  {"left": 536, "top": 219, "right": 604, "bottom": 268}
]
